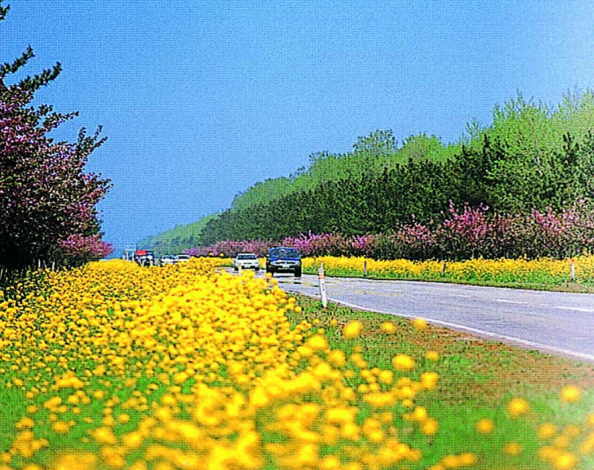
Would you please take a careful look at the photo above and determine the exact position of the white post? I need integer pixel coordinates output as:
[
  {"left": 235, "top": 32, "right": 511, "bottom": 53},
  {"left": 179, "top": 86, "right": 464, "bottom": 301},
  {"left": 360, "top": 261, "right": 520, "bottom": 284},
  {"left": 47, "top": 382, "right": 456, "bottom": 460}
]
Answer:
[
  {"left": 570, "top": 261, "right": 576, "bottom": 281},
  {"left": 318, "top": 263, "right": 328, "bottom": 309}
]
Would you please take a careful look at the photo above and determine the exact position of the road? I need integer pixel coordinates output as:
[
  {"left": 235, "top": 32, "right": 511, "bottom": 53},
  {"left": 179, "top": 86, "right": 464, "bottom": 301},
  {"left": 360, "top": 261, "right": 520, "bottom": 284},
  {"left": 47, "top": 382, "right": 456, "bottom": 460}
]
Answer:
[{"left": 252, "top": 272, "right": 594, "bottom": 363}]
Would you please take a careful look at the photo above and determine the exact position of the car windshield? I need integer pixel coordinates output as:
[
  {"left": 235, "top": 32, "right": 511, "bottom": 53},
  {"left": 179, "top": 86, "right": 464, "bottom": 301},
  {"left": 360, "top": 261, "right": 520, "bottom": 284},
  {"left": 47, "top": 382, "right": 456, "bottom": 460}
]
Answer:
[
  {"left": 270, "top": 248, "right": 299, "bottom": 257},
  {"left": 177, "top": 255, "right": 189, "bottom": 259},
  {"left": 237, "top": 254, "right": 257, "bottom": 259}
]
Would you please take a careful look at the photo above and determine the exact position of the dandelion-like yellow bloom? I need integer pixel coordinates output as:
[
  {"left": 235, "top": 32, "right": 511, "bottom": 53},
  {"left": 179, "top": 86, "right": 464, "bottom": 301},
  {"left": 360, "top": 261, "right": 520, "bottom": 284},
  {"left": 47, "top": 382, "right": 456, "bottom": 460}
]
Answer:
[
  {"left": 503, "top": 441, "right": 523, "bottom": 456},
  {"left": 507, "top": 397, "right": 530, "bottom": 417},
  {"left": 475, "top": 418, "right": 494, "bottom": 434},
  {"left": 392, "top": 354, "right": 415, "bottom": 371},
  {"left": 425, "top": 350, "right": 439, "bottom": 361},
  {"left": 560, "top": 385, "right": 582, "bottom": 403},
  {"left": 538, "top": 423, "right": 557, "bottom": 439},
  {"left": 343, "top": 320, "right": 363, "bottom": 339},
  {"left": 380, "top": 321, "right": 397, "bottom": 334},
  {"left": 412, "top": 317, "right": 428, "bottom": 330},
  {"left": 421, "top": 418, "right": 439, "bottom": 435},
  {"left": 553, "top": 451, "right": 578, "bottom": 470}
]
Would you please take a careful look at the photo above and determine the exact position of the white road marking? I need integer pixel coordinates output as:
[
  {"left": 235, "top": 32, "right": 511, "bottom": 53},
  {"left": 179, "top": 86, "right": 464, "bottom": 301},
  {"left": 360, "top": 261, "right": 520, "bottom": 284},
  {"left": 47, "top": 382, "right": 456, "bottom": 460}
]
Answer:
[
  {"left": 555, "top": 306, "right": 594, "bottom": 313},
  {"left": 449, "top": 294, "right": 471, "bottom": 298},
  {"left": 494, "top": 299, "right": 528, "bottom": 305},
  {"left": 323, "top": 297, "right": 594, "bottom": 363}
]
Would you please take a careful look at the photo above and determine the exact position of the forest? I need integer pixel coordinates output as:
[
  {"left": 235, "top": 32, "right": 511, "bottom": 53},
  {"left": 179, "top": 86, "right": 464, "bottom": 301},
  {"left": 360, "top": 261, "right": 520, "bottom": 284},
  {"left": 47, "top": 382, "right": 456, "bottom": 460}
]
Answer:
[{"left": 143, "top": 92, "right": 594, "bottom": 259}]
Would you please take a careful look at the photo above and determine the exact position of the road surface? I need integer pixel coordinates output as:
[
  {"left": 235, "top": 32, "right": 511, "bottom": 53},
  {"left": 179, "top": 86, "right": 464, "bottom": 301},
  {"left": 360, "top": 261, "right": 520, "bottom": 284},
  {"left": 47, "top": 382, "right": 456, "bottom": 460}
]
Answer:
[{"left": 253, "top": 272, "right": 594, "bottom": 363}]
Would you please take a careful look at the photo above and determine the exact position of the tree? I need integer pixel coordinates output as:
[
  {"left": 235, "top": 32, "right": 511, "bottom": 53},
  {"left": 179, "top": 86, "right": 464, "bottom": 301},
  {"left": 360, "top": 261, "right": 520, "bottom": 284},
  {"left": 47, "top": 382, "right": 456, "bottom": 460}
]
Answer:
[
  {"left": 0, "top": 1, "right": 111, "bottom": 267},
  {"left": 352, "top": 129, "right": 397, "bottom": 156}
]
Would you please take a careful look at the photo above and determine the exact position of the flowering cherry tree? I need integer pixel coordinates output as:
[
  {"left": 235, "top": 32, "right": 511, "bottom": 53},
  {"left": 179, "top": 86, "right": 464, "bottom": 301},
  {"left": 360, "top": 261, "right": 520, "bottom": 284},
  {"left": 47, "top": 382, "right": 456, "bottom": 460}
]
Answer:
[{"left": 0, "top": 1, "right": 111, "bottom": 267}]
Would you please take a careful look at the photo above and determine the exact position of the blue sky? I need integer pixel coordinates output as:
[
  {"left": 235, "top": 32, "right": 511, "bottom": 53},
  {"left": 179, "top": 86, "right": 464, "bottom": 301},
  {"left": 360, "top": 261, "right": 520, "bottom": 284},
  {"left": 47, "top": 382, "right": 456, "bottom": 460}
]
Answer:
[{"left": 4, "top": 1, "right": 593, "bottom": 253}]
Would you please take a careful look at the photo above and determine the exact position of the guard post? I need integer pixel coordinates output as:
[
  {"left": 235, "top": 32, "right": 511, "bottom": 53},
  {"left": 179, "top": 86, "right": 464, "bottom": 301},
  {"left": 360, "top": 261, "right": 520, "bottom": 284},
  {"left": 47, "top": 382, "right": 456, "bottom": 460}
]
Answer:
[{"left": 318, "top": 263, "right": 328, "bottom": 309}]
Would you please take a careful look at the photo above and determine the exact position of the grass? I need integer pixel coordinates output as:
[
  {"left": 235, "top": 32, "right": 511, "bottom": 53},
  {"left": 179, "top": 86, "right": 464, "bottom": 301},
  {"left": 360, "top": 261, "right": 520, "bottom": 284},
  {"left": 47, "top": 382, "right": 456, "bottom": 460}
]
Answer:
[
  {"left": 301, "top": 266, "right": 594, "bottom": 293},
  {"left": 288, "top": 294, "right": 594, "bottom": 469}
]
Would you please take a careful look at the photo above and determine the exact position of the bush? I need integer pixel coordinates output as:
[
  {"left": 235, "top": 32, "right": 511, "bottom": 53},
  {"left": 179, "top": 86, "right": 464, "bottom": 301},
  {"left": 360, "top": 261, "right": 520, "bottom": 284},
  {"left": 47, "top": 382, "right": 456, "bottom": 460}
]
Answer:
[{"left": 187, "top": 202, "right": 594, "bottom": 261}]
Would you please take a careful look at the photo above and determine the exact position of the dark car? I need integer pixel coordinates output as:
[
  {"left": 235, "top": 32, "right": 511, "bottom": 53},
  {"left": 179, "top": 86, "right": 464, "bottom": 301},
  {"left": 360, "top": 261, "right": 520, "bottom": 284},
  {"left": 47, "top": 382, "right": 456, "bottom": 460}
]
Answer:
[{"left": 266, "top": 247, "right": 302, "bottom": 277}]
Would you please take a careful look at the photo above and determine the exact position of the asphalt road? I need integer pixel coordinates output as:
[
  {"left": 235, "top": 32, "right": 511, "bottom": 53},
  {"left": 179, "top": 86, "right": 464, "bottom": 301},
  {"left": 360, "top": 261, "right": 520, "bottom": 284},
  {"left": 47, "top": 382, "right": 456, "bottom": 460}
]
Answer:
[{"left": 251, "top": 272, "right": 594, "bottom": 363}]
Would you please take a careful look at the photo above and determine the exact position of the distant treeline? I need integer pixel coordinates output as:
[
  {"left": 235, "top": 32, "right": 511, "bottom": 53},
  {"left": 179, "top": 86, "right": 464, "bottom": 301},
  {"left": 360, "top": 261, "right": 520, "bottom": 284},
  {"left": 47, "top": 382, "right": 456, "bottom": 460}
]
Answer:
[
  {"left": 201, "top": 132, "right": 594, "bottom": 243},
  {"left": 143, "top": 91, "right": 594, "bottom": 251},
  {"left": 138, "top": 214, "right": 218, "bottom": 256}
]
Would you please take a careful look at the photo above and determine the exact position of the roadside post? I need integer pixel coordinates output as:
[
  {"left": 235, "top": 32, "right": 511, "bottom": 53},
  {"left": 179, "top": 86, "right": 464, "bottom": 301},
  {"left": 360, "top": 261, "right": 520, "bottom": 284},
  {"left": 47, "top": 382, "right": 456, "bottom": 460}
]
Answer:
[
  {"left": 441, "top": 261, "right": 447, "bottom": 277},
  {"left": 318, "top": 263, "right": 328, "bottom": 309},
  {"left": 569, "top": 260, "right": 576, "bottom": 282},
  {"left": 363, "top": 260, "right": 367, "bottom": 278}
]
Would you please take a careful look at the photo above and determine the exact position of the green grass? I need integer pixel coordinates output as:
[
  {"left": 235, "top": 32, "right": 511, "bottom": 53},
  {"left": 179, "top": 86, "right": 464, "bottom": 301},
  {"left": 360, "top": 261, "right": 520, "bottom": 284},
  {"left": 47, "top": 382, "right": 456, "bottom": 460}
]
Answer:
[
  {"left": 288, "top": 295, "right": 594, "bottom": 469},
  {"left": 302, "top": 266, "right": 594, "bottom": 293}
]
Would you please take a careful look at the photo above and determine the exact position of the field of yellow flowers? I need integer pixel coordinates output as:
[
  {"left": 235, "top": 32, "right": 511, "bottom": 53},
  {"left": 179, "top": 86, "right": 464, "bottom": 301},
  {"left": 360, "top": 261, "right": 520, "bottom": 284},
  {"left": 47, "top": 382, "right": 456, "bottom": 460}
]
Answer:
[
  {"left": 0, "top": 258, "right": 592, "bottom": 470},
  {"left": 302, "top": 256, "right": 594, "bottom": 290}
]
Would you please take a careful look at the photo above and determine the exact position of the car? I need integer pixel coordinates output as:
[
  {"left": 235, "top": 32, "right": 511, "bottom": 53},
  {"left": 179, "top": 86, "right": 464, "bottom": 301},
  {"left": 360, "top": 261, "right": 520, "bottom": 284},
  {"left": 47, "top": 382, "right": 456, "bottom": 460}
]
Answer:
[
  {"left": 176, "top": 254, "right": 191, "bottom": 263},
  {"left": 160, "top": 255, "right": 176, "bottom": 266},
  {"left": 233, "top": 253, "right": 260, "bottom": 271},
  {"left": 134, "top": 249, "right": 155, "bottom": 266},
  {"left": 266, "top": 247, "right": 301, "bottom": 277}
]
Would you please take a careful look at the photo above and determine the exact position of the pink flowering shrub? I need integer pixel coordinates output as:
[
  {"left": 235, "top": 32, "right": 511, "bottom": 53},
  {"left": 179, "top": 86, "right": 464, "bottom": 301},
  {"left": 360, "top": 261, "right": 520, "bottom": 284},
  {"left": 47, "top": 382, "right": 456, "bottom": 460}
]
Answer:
[
  {"left": 513, "top": 200, "right": 594, "bottom": 259},
  {"left": 281, "top": 233, "right": 377, "bottom": 257},
  {"left": 186, "top": 202, "right": 593, "bottom": 261},
  {"left": 185, "top": 239, "right": 273, "bottom": 257},
  {"left": 58, "top": 234, "right": 113, "bottom": 265},
  {"left": 281, "top": 233, "right": 349, "bottom": 257}
]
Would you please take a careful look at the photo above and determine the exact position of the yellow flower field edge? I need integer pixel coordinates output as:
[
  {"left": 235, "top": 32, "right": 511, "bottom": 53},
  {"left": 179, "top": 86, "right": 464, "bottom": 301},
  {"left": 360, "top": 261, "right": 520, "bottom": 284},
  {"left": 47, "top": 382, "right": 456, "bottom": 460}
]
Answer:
[
  {"left": 301, "top": 255, "right": 594, "bottom": 289},
  {"left": 0, "top": 258, "right": 591, "bottom": 470}
]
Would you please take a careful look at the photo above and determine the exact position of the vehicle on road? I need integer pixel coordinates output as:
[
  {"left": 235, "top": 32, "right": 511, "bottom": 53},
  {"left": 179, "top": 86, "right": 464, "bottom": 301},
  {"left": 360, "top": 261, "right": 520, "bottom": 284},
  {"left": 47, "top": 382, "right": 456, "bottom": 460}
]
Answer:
[
  {"left": 233, "top": 253, "right": 260, "bottom": 271},
  {"left": 134, "top": 249, "right": 155, "bottom": 266},
  {"left": 176, "top": 254, "right": 191, "bottom": 263},
  {"left": 160, "top": 255, "right": 176, "bottom": 266},
  {"left": 266, "top": 247, "right": 301, "bottom": 277}
]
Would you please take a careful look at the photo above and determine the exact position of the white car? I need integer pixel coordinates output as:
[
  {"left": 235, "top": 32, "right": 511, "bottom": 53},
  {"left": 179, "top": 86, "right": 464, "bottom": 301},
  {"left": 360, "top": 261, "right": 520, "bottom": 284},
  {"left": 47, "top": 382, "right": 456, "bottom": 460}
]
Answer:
[
  {"left": 233, "top": 253, "right": 260, "bottom": 271},
  {"left": 176, "top": 254, "right": 191, "bottom": 263},
  {"left": 160, "top": 255, "right": 176, "bottom": 265}
]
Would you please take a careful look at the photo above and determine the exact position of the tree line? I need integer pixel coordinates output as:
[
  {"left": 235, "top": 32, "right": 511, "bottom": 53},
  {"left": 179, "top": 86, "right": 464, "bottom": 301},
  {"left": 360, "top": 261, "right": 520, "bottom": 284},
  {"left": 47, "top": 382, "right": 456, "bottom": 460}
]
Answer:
[{"left": 200, "top": 132, "right": 594, "bottom": 245}]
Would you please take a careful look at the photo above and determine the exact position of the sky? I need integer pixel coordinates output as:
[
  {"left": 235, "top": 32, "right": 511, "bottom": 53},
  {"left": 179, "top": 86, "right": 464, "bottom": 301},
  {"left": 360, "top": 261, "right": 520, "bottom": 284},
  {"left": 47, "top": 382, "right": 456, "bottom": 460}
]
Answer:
[{"left": 3, "top": 0, "right": 594, "bottom": 254}]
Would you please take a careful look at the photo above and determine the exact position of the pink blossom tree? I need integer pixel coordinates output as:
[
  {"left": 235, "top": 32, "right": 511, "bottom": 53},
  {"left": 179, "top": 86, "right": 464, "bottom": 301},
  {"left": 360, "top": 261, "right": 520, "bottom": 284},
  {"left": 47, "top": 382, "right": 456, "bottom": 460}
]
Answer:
[{"left": 0, "top": 1, "right": 111, "bottom": 267}]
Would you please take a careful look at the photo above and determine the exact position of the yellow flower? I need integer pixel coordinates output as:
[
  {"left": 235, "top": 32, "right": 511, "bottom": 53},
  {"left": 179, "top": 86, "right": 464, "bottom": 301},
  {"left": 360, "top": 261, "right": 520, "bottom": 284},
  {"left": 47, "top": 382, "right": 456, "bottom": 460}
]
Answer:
[
  {"left": 343, "top": 320, "right": 363, "bottom": 339},
  {"left": 425, "top": 350, "right": 439, "bottom": 361},
  {"left": 503, "top": 441, "right": 523, "bottom": 456},
  {"left": 420, "top": 371, "right": 439, "bottom": 390},
  {"left": 475, "top": 418, "right": 494, "bottom": 434},
  {"left": 307, "top": 334, "right": 328, "bottom": 351},
  {"left": 52, "top": 421, "right": 70, "bottom": 434},
  {"left": 560, "top": 385, "right": 581, "bottom": 403},
  {"left": 380, "top": 321, "right": 396, "bottom": 334},
  {"left": 507, "top": 397, "right": 530, "bottom": 417},
  {"left": 538, "top": 423, "right": 557, "bottom": 439},
  {"left": 392, "top": 354, "right": 415, "bottom": 371},
  {"left": 459, "top": 453, "right": 477, "bottom": 466},
  {"left": 378, "top": 370, "right": 393, "bottom": 384},
  {"left": 421, "top": 418, "right": 439, "bottom": 435},
  {"left": 412, "top": 318, "right": 427, "bottom": 330},
  {"left": 553, "top": 451, "right": 577, "bottom": 470}
]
